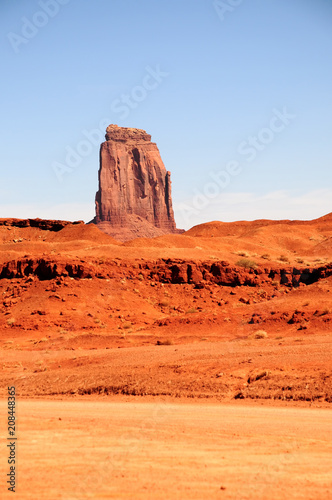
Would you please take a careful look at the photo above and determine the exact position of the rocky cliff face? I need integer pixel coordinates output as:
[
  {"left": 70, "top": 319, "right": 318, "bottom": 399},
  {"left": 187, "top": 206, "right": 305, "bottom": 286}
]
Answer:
[
  {"left": 94, "top": 124, "right": 179, "bottom": 241},
  {"left": 0, "top": 218, "right": 84, "bottom": 231},
  {"left": 2, "top": 255, "right": 331, "bottom": 287}
]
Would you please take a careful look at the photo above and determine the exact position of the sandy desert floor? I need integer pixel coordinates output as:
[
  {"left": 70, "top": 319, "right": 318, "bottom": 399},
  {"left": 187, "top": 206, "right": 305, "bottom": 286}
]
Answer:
[{"left": 1, "top": 399, "right": 332, "bottom": 499}]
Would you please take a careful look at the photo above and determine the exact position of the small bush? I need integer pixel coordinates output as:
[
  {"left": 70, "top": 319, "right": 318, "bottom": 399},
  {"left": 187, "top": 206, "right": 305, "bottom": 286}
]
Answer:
[
  {"left": 247, "top": 370, "right": 270, "bottom": 383},
  {"left": 156, "top": 339, "right": 173, "bottom": 346},
  {"left": 261, "top": 254, "right": 270, "bottom": 260},
  {"left": 122, "top": 321, "right": 132, "bottom": 329},
  {"left": 186, "top": 307, "right": 198, "bottom": 314},
  {"left": 251, "top": 330, "right": 268, "bottom": 339},
  {"left": 236, "top": 258, "right": 257, "bottom": 269},
  {"left": 234, "top": 251, "right": 249, "bottom": 257},
  {"left": 278, "top": 254, "right": 289, "bottom": 263},
  {"left": 296, "top": 258, "right": 304, "bottom": 264}
]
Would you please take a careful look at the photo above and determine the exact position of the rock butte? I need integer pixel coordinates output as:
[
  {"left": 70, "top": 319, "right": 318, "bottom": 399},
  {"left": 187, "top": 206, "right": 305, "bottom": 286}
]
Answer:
[{"left": 93, "top": 124, "right": 180, "bottom": 241}]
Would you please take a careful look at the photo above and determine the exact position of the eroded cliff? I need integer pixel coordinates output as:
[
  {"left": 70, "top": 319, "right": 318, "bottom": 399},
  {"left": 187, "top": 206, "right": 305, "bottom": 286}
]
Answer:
[{"left": 94, "top": 125, "right": 179, "bottom": 241}]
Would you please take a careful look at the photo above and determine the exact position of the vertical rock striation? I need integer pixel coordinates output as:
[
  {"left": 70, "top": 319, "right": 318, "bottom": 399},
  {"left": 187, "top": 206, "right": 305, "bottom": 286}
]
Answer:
[{"left": 94, "top": 124, "right": 179, "bottom": 240}]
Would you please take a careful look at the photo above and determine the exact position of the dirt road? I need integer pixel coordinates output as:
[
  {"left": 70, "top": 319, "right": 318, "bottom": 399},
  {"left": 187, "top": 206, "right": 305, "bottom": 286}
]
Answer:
[{"left": 1, "top": 399, "right": 331, "bottom": 499}]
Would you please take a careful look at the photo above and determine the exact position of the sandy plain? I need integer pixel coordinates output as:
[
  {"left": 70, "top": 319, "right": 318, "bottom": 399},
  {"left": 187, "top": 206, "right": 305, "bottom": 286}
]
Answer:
[{"left": 1, "top": 399, "right": 332, "bottom": 500}]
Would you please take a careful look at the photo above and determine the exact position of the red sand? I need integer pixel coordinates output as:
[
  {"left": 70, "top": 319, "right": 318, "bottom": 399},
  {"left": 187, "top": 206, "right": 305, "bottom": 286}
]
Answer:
[{"left": 0, "top": 215, "right": 331, "bottom": 403}]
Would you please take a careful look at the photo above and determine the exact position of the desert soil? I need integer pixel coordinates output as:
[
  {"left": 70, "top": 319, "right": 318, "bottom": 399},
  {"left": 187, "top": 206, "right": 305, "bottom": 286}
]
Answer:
[{"left": 0, "top": 399, "right": 331, "bottom": 499}]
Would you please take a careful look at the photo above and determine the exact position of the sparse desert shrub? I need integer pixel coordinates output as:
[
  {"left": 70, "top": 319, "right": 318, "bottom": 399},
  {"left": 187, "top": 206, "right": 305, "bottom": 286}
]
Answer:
[
  {"left": 138, "top": 273, "right": 144, "bottom": 281},
  {"left": 261, "top": 254, "right": 270, "bottom": 260},
  {"left": 272, "top": 280, "right": 280, "bottom": 286},
  {"left": 159, "top": 299, "right": 170, "bottom": 307},
  {"left": 303, "top": 301, "right": 310, "bottom": 307},
  {"left": 234, "top": 250, "right": 250, "bottom": 257},
  {"left": 122, "top": 321, "right": 132, "bottom": 329},
  {"left": 247, "top": 370, "right": 270, "bottom": 383},
  {"left": 296, "top": 258, "right": 304, "bottom": 264},
  {"left": 278, "top": 254, "right": 289, "bottom": 263},
  {"left": 236, "top": 258, "right": 257, "bottom": 269},
  {"left": 156, "top": 339, "right": 173, "bottom": 346},
  {"left": 6, "top": 318, "right": 15, "bottom": 326},
  {"left": 94, "top": 318, "right": 101, "bottom": 324},
  {"left": 186, "top": 307, "right": 198, "bottom": 314},
  {"left": 251, "top": 330, "right": 268, "bottom": 339}
]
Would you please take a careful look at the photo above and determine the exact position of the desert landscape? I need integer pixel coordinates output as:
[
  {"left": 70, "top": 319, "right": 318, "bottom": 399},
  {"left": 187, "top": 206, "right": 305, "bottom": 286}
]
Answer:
[
  {"left": 3, "top": 1, "right": 332, "bottom": 497},
  {"left": 1, "top": 123, "right": 332, "bottom": 498},
  {"left": 1, "top": 209, "right": 332, "bottom": 498},
  {"left": 1, "top": 212, "right": 332, "bottom": 403}
]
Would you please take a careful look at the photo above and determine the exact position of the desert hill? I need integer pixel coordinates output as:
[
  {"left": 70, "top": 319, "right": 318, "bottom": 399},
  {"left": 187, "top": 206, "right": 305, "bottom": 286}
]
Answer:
[{"left": 0, "top": 214, "right": 331, "bottom": 404}]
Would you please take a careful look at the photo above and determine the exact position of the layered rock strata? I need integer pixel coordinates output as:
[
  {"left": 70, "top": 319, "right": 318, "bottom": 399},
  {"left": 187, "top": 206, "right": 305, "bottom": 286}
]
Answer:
[
  {"left": 0, "top": 218, "right": 84, "bottom": 231},
  {"left": 1, "top": 257, "right": 331, "bottom": 287}
]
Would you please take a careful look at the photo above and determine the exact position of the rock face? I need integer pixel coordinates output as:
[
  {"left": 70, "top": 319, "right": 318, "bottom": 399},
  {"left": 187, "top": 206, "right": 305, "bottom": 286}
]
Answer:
[
  {"left": 2, "top": 256, "right": 332, "bottom": 287},
  {"left": 0, "top": 218, "right": 84, "bottom": 231},
  {"left": 94, "top": 125, "right": 179, "bottom": 241}
]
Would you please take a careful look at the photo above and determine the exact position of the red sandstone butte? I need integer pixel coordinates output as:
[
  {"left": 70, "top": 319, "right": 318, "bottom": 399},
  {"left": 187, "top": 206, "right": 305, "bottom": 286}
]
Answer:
[{"left": 93, "top": 125, "right": 180, "bottom": 241}]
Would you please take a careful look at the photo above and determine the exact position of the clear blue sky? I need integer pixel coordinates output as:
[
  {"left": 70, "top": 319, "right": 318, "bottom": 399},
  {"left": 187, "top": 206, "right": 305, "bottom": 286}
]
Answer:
[{"left": 1, "top": 0, "right": 331, "bottom": 229}]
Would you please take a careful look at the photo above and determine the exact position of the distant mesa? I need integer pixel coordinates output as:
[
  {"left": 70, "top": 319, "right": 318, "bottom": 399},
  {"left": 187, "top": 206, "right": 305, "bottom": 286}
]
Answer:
[{"left": 92, "top": 124, "right": 181, "bottom": 241}]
